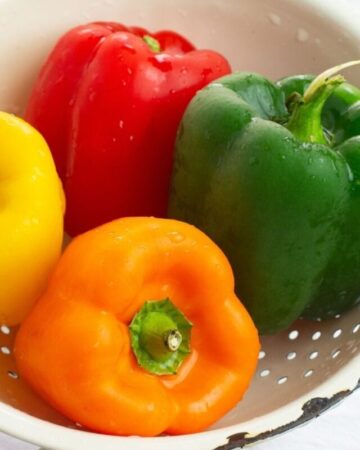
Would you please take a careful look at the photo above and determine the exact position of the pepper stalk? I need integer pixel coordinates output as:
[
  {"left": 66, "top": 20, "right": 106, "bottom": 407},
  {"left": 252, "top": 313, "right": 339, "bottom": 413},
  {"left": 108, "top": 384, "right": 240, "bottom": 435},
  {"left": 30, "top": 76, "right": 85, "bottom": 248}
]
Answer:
[
  {"left": 130, "top": 299, "right": 192, "bottom": 375},
  {"left": 287, "top": 60, "right": 360, "bottom": 144}
]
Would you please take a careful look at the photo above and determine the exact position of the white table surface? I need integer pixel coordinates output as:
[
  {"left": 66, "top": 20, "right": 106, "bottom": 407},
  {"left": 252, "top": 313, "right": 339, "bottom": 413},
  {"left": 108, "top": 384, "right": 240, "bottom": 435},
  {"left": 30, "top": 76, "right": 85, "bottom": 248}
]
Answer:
[{"left": 1, "top": 0, "right": 359, "bottom": 448}]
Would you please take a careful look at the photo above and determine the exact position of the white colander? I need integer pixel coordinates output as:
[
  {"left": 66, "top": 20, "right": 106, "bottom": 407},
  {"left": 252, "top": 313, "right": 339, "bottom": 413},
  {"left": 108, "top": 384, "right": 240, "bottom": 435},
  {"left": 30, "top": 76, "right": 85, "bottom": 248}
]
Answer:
[{"left": 0, "top": 0, "right": 359, "bottom": 449}]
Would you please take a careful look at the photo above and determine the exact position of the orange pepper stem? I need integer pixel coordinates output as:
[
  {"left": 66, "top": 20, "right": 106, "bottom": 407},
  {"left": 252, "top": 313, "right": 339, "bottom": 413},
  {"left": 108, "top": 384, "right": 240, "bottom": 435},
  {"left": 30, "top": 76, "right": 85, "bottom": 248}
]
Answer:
[
  {"left": 130, "top": 299, "right": 192, "bottom": 375},
  {"left": 140, "top": 312, "right": 181, "bottom": 359},
  {"left": 165, "top": 329, "right": 183, "bottom": 352}
]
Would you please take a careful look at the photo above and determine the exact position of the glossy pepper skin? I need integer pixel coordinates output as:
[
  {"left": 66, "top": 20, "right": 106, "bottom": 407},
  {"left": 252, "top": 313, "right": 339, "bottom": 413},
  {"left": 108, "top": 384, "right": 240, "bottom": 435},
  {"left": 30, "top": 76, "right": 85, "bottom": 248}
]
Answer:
[
  {"left": 15, "top": 217, "right": 259, "bottom": 436},
  {"left": 0, "top": 112, "right": 64, "bottom": 326},
  {"left": 278, "top": 74, "right": 360, "bottom": 321},
  {"left": 25, "top": 22, "right": 231, "bottom": 236},
  {"left": 169, "top": 68, "right": 360, "bottom": 334}
]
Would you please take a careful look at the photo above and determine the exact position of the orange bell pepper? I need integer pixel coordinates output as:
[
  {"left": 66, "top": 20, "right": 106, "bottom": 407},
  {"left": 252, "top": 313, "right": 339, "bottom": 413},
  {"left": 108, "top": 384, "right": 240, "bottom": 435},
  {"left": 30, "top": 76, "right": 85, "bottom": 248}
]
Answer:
[{"left": 15, "top": 217, "right": 259, "bottom": 436}]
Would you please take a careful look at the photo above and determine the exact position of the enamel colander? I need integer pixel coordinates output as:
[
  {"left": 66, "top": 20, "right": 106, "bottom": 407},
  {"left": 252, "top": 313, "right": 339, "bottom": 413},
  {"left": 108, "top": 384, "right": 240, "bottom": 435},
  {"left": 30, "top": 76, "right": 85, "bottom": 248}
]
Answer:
[{"left": 0, "top": 0, "right": 359, "bottom": 449}]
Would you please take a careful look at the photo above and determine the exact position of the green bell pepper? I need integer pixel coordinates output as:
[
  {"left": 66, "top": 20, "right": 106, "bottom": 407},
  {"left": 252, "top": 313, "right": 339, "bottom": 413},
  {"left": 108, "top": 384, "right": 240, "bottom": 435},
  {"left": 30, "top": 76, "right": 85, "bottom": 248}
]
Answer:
[{"left": 169, "top": 63, "right": 360, "bottom": 334}]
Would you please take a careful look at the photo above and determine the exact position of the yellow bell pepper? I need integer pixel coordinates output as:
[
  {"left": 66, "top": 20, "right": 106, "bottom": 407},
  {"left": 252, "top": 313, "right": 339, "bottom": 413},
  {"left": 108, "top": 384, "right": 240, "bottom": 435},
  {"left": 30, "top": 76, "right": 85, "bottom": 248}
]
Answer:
[{"left": 0, "top": 112, "right": 64, "bottom": 326}]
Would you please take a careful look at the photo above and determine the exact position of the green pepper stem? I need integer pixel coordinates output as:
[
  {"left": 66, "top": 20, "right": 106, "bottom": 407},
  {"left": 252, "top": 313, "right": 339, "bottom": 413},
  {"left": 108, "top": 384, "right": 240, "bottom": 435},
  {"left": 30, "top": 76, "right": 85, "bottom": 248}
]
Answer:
[
  {"left": 287, "top": 60, "right": 360, "bottom": 144},
  {"left": 143, "top": 35, "right": 161, "bottom": 53},
  {"left": 130, "top": 299, "right": 192, "bottom": 375}
]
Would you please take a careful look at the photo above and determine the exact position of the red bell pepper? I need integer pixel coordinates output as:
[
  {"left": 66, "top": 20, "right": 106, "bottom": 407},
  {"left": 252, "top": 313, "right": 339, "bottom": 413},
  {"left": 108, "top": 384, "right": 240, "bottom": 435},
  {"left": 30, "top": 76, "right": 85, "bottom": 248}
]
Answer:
[{"left": 25, "top": 22, "right": 231, "bottom": 236}]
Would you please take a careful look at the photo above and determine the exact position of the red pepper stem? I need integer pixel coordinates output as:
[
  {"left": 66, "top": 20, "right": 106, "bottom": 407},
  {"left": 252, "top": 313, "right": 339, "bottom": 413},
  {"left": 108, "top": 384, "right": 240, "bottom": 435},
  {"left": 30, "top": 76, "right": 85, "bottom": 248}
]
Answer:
[{"left": 143, "top": 35, "right": 161, "bottom": 53}]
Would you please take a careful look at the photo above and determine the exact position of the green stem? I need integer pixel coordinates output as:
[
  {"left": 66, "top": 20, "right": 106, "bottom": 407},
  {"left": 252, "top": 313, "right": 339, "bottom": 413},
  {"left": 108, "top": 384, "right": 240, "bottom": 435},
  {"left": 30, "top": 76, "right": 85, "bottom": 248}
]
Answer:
[
  {"left": 139, "top": 311, "right": 181, "bottom": 361},
  {"left": 130, "top": 299, "right": 192, "bottom": 375},
  {"left": 143, "top": 35, "right": 161, "bottom": 53},
  {"left": 287, "top": 76, "right": 343, "bottom": 144},
  {"left": 287, "top": 60, "right": 360, "bottom": 144}
]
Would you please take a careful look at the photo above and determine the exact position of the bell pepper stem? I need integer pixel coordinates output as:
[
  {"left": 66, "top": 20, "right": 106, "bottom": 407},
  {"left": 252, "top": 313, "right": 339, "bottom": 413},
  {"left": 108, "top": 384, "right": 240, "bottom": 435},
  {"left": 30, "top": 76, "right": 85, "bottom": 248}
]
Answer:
[
  {"left": 287, "top": 60, "right": 360, "bottom": 144},
  {"left": 165, "top": 329, "right": 183, "bottom": 351},
  {"left": 130, "top": 299, "right": 192, "bottom": 375},
  {"left": 143, "top": 35, "right": 161, "bottom": 53},
  {"left": 138, "top": 311, "right": 181, "bottom": 360}
]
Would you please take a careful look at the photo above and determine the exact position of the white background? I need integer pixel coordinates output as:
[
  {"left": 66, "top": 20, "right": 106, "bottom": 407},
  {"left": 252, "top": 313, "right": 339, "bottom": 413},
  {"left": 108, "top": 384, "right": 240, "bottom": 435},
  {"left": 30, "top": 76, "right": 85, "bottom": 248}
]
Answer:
[{"left": 0, "top": 0, "right": 359, "bottom": 448}]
